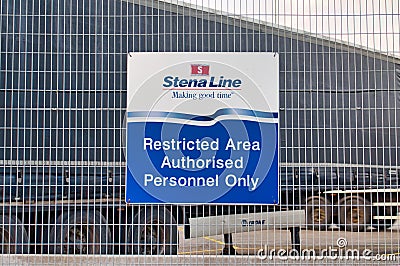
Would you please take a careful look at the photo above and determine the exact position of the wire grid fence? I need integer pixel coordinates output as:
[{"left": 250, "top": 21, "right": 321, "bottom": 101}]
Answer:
[{"left": 0, "top": 0, "right": 399, "bottom": 265}]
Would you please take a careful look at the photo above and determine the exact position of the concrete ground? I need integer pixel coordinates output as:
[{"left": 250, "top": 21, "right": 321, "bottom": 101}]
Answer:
[
  {"left": 178, "top": 227, "right": 400, "bottom": 256},
  {"left": 2, "top": 228, "right": 399, "bottom": 265}
]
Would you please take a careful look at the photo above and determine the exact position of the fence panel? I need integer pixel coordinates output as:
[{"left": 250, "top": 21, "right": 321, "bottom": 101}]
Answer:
[{"left": 0, "top": 0, "right": 399, "bottom": 264}]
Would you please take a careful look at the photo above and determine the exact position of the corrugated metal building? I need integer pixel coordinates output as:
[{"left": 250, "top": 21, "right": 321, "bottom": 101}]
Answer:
[{"left": 2, "top": 0, "right": 399, "bottom": 170}]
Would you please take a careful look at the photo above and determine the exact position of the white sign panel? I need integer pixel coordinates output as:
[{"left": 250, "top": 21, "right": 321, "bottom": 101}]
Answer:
[{"left": 126, "top": 52, "right": 279, "bottom": 204}]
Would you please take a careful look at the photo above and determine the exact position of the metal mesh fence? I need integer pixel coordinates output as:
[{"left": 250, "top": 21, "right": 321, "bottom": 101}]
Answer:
[{"left": 0, "top": 0, "right": 399, "bottom": 264}]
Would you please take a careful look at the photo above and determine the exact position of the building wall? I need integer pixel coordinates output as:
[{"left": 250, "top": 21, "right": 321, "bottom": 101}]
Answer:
[{"left": 0, "top": 0, "right": 399, "bottom": 178}]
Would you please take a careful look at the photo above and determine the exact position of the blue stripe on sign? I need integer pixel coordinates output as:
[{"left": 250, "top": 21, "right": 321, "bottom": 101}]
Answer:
[{"left": 127, "top": 108, "right": 278, "bottom": 121}]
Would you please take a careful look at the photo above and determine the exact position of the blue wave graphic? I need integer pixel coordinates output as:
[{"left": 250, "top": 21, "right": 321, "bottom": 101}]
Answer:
[{"left": 127, "top": 108, "right": 278, "bottom": 121}]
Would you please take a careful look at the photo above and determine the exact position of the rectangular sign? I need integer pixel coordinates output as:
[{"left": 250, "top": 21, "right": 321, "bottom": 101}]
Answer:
[{"left": 126, "top": 52, "right": 279, "bottom": 204}]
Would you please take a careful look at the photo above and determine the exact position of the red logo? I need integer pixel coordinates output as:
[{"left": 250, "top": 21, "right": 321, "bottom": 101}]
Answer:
[{"left": 191, "top": 64, "right": 209, "bottom": 76}]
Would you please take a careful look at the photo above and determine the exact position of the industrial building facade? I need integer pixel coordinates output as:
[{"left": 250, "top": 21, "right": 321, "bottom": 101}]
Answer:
[{"left": 0, "top": 0, "right": 399, "bottom": 261}]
